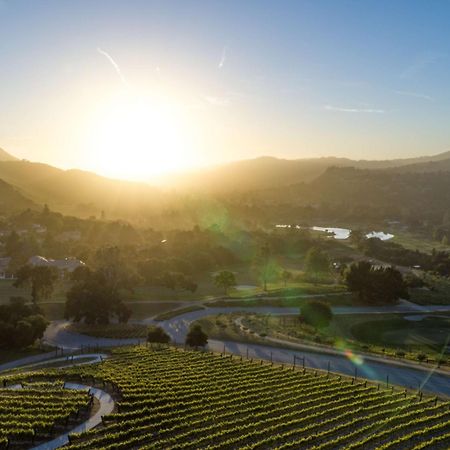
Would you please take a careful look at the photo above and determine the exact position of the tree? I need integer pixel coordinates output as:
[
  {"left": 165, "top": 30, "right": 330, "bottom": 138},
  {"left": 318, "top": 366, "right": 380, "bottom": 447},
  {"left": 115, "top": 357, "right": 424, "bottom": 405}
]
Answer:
[
  {"left": 280, "top": 270, "right": 292, "bottom": 287},
  {"left": 213, "top": 270, "right": 236, "bottom": 295},
  {"left": 185, "top": 324, "right": 208, "bottom": 348},
  {"left": 14, "top": 265, "right": 59, "bottom": 304},
  {"left": 147, "top": 326, "right": 171, "bottom": 344},
  {"left": 0, "top": 298, "right": 49, "bottom": 350},
  {"left": 345, "top": 261, "right": 408, "bottom": 305},
  {"left": 301, "top": 300, "right": 333, "bottom": 329},
  {"left": 349, "top": 229, "right": 365, "bottom": 248},
  {"left": 65, "top": 267, "right": 132, "bottom": 325},
  {"left": 304, "top": 248, "right": 330, "bottom": 280},
  {"left": 259, "top": 242, "right": 270, "bottom": 291}
]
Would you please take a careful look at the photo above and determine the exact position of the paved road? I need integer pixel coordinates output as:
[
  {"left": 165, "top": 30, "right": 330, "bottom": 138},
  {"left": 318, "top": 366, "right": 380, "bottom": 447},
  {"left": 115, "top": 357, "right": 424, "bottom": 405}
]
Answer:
[
  {"left": 40, "top": 303, "right": 450, "bottom": 398},
  {"left": 44, "top": 321, "right": 143, "bottom": 350},
  {"left": 208, "top": 339, "right": 450, "bottom": 397},
  {"left": 142, "top": 302, "right": 450, "bottom": 344}
]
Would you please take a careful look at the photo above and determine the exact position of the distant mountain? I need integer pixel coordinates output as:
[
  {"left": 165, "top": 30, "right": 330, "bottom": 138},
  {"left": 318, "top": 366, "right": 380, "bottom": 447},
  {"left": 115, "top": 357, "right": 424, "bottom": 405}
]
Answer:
[
  {"left": 249, "top": 165, "right": 450, "bottom": 222},
  {"left": 0, "top": 178, "right": 37, "bottom": 213},
  {"left": 161, "top": 151, "right": 450, "bottom": 192},
  {"left": 0, "top": 160, "right": 162, "bottom": 218},
  {"left": 0, "top": 148, "right": 18, "bottom": 162},
  {"left": 388, "top": 157, "right": 450, "bottom": 174}
]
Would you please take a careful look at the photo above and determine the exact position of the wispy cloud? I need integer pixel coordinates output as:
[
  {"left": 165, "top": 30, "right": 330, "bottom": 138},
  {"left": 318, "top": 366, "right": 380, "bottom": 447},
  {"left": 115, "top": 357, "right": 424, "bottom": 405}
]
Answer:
[
  {"left": 97, "top": 47, "right": 129, "bottom": 87},
  {"left": 218, "top": 46, "right": 228, "bottom": 69},
  {"left": 400, "top": 51, "right": 445, "bottom": 79},
  {"left": 395, "top": 90, "right": 433, "bottom": 101},
  {"left": 324, "top": 105, "right": 385, "bottom": 114}
]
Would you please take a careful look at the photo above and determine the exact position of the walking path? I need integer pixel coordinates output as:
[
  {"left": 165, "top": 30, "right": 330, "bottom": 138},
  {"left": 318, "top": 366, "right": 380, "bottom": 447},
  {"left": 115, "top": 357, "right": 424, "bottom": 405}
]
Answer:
[
  {"left": 32, "top": 383, "right": 114, "bottom": 450},
  {"left": 3, "top": 364, "right": 115, "bottom": 450},
  {"left": 0, "top": 353, "right": 107, "bottom": 373}
]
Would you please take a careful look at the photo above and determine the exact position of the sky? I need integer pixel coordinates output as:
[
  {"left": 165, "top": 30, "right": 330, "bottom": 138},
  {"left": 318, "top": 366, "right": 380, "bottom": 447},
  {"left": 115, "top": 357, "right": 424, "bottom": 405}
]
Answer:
[{"left": 1, "top": 0, "right": 450, "bottom": 180}]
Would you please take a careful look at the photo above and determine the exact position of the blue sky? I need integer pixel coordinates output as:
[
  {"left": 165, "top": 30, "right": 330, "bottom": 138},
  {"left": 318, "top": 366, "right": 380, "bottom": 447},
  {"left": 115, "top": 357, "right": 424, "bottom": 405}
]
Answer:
[{"left": 1, "top": 0, "right": 450, "bottom": 178}]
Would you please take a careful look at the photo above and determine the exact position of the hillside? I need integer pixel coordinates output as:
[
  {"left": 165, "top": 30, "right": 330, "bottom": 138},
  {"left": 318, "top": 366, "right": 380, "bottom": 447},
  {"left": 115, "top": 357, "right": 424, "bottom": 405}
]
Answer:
[
  {"left": 0, "top": 160, "right": 163, "bottom": 218},
  {"left": 243, "top": 166, "right": 450, "bottom": 224},
  {"left": 161, "top": 151, "right": 450, "bottom": 192},
  {"left": 0, "top": 148, "right": 18, "bottom": 162},
  {"left": 20, "top": 346, "right": 450, "bottom": 449},
  {"left": 0, "top": 178, "right": 38, "bottom": 213}
]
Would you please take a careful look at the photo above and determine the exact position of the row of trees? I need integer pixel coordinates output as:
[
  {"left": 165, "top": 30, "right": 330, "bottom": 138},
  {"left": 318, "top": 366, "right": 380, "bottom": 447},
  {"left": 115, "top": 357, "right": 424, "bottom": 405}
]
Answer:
[{"left": 147, "top": 324, "right": 208, "bottom": 348}]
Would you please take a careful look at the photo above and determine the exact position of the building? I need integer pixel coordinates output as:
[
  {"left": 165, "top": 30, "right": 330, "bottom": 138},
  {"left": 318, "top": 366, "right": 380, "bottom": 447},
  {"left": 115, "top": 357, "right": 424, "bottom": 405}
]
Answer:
[
  {"left": 28, "top": 255, "right": 86, "bottom": 278},
  {"left": 0, "top": 257, "right": 13, "bottom": 279}
]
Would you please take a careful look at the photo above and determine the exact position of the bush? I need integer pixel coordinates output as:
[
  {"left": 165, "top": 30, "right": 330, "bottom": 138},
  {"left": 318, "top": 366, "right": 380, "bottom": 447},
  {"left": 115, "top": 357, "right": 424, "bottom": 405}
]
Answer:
[
  {"left": 147, "top": 326, "right": 171, "bottom": 344},
  {"left": 185, "top": 324, "right": 208, "bottom": 348},
  {"left": 300, "top": 300, "right": 333, "bottom": 329},
  {"left": 417, "top": 353, "right": 427, "bottom": 362}
]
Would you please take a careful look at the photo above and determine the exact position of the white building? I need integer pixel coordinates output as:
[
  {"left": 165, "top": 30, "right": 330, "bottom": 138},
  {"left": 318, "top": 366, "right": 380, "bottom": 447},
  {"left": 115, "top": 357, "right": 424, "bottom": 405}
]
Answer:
[{"left": 28, "top": 255, "right": 86, "bottom": 277}]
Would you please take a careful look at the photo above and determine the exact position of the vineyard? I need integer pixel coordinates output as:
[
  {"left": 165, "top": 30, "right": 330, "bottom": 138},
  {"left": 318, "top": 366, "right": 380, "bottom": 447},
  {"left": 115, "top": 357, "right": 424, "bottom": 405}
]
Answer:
[
  {"left": 3, "top": 346, "right": 450, "bottom": 449},
  {"left": 0, "top": 381, "right": 92, "bottom": 448}
]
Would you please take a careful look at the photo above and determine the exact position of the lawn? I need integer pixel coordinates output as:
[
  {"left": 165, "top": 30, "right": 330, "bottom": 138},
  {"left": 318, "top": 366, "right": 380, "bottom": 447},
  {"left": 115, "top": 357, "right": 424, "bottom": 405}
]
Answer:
[
  {"left": 0, "top": 345, "right": 53, "bottom": 365},
  {"left": 392, "top": 231, "right": 450, "bottom": 254},
  {"left": 200, "top": 311, "right": 450, "bottom": 366}
]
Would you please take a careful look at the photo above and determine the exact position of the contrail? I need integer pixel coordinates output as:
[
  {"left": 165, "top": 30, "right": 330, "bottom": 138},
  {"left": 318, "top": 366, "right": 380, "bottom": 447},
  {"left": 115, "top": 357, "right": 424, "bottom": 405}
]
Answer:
[
  {"left": 218, "top": 46, "right": 227, "bottom": 69},
  {"left": 97, "top": 47, "right": 129, "bottom": 87}
]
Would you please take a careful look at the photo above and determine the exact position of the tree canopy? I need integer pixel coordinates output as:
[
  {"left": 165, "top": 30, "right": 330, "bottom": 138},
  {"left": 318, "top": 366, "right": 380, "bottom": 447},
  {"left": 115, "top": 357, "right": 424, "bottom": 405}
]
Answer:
[
  {"left": 185, "top": 324, "right": 208, "bottom": 348},
  {"left": 65, "top": 265, "right": 132, "bottom": 325},
  {"left": 345, "top": 261, "right": 408, "bottom": 305},
  {"left": 301, "top": 300, "right": 333, "bottom": 329},
  {"left": 147, "top": 325, "right": 171, "bottom": 344},
  {"left": 213, "top": 270, "right": 237, "bottom": 294},
  {"left": 0, "top": 297, "right": 49, "bottom": 349},
  {"left": 14, "top": 264, "right": 59, "bottom": 303}
]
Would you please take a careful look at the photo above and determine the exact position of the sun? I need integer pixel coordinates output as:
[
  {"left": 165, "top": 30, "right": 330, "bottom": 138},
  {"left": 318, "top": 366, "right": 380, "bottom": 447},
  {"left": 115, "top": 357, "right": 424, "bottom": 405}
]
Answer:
[{"left": 85, "top": 93, "right": 192, "bottom": 180}]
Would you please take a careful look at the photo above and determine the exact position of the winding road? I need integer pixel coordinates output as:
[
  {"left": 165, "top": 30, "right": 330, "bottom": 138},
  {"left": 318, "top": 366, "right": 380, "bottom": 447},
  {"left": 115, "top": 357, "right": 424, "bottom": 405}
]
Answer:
[{"left": 39, "top": 302, "right": 450, "bottom": 398}]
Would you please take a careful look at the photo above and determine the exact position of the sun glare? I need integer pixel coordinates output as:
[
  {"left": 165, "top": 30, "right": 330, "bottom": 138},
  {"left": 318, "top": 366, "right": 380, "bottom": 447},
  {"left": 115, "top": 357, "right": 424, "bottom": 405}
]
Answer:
[{"left": 85, "top": 93, "right": 192, "bottom": 180}]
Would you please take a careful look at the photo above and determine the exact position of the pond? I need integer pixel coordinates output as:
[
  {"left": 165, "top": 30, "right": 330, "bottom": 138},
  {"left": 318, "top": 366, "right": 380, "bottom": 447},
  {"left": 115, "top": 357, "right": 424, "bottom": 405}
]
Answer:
[{"left": 275, "top": 225, "right": 394, "bottom": 241}]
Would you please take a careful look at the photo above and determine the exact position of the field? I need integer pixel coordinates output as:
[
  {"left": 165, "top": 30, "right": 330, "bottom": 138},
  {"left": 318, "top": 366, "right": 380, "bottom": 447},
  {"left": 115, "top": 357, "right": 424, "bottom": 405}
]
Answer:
[
  {"left": 0, "top": 381, "right": 91, "bottom": 448},
  {"left": 6, "top": 346, "right": 449, "bottom": 449}
]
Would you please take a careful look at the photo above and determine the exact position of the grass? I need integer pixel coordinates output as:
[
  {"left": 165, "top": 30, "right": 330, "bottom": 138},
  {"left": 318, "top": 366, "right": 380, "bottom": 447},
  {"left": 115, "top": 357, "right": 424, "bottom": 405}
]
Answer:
[
  {"left": 350, "top": 315, "right": 450, "bottom": 351},
  {"left": 409, "top": 277, "right": 450, "bottom": 305},
  {"left": 0, "top": 279, "right": 70, "bottom": 304},
  {"left": 198, "top": 311, "right": 450, "bottom": 366},
  {"left": 392, "top": 231, "right": 450, "bottom": 254},
  {"left": 0, "top": 344, "right": 54, "bottom": 365},
  {"left": 195, "top": 313, "right": 263, "bottom": 344},
  {"left": 153, "top": 305, "right": 205, "bottom": 321},
  {"left": 226, "top": 281, "right": 346, "bottom": 299},
  {"left": 205, "top": 293, "right": 352, "bottom": 308}
]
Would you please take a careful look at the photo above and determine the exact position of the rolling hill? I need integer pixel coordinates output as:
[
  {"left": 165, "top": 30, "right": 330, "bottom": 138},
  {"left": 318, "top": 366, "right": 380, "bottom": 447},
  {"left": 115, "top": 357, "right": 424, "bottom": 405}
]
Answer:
[
  {"left": 0, "top": 159, "right": 163, "bottom": 218},
  {"left": 0, "top": 148, "right": 18, "bottom": 162},
  {"left": 161, "top": 151, "right": 450, "bottom": 192}
]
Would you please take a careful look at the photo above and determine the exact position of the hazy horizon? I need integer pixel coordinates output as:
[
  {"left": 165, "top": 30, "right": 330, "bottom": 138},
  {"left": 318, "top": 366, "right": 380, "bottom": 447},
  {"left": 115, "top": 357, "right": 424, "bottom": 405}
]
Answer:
[{"left": 1, "top": 0, "right": 450, "bottom": 181}]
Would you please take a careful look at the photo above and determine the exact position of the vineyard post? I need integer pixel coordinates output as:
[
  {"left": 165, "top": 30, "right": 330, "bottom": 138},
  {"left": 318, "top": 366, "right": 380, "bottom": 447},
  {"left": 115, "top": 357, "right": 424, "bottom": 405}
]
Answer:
[
  {"left": 270, "top": 351, "right": 273, "bottom": 365},
  {"left": 246, "top": 347, "right": 249, "bottom": 359},
  {"left": 293, "top": 355, "right": 296, "bottom": 370},
  {"left": 302, "top": 356, "right": 305, "bottom": 369},
  {"left": 327, "top": 361, "right": 330, "bottom": 377},
  {"left": 223, "top": 343, "right": 226, "bottom": 355},
  {"left": 386, "top": 374, "right": 389, "bottom": 388}
]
